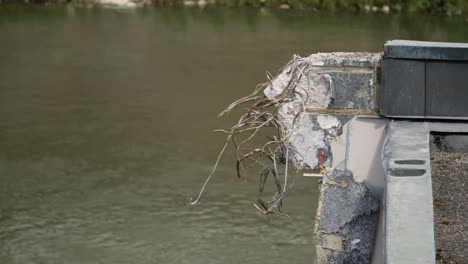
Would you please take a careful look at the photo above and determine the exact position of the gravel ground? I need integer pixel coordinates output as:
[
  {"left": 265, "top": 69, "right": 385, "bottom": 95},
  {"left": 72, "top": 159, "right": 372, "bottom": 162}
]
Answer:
[{"left": 431, "top": 151, "right": 468, "bottom": 264}]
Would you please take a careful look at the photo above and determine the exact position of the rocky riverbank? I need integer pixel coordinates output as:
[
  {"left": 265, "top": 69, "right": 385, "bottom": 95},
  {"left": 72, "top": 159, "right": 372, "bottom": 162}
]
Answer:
[{"left": 431, "top": 151, "right": 468, "bottom": 264}]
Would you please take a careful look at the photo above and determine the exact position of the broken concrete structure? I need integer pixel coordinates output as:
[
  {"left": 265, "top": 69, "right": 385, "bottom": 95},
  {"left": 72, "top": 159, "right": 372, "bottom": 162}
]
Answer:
[
  {"left": 264, "top": 53, "right": 381, "bottom": 170},
  {"left": 264, "top": 52, "right": 385, "bottom": 263},
  {"left": 261, "top": 40, "right": 468, "bottom": 264}
]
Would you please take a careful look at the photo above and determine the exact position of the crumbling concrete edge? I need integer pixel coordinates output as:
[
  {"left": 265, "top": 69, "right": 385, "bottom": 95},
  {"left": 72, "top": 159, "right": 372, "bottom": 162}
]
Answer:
[
  {"left": 264, "top": 52, "right": 382, "bottom": 170},
  {"left": 315, "top": 169, "right": 379, "bottom": 264},
  {"left": 262, "top": 52, "right": 384, "bottom": 264}
]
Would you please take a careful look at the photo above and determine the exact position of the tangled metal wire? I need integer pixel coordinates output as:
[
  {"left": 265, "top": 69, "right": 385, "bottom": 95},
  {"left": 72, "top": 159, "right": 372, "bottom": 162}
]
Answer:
[{"left": 190, "top": 55, "right": 312, "bottom": 215}]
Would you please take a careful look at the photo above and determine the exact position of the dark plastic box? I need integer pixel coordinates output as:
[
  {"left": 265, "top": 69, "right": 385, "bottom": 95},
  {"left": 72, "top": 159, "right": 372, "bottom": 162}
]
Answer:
[{"left": 380, "top": 40, "right": 468, "bottom": 119}]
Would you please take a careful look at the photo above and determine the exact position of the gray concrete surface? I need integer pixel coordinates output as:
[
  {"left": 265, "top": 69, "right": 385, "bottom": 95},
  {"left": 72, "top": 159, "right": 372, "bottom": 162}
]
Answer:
[
  {"left": 315, "top": 169, "right": 379, "bottom": 264},
  {"left": 382, "top": 120, "right": 435, "bottom": 264},
  {"left": 383, "top": 120, "right": 468, "bottom": 264}
]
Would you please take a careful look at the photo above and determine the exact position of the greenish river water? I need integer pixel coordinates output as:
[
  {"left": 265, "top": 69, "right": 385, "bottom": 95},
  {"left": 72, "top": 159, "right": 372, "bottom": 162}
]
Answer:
[{"left": 0, "top": 6, "right": 467, "bottom": 264}]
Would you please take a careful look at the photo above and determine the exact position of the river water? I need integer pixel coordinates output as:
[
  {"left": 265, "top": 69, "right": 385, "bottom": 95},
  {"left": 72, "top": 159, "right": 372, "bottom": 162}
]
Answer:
[{"left": 0, "top": 6, "right": 467, "bottom": 264}]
